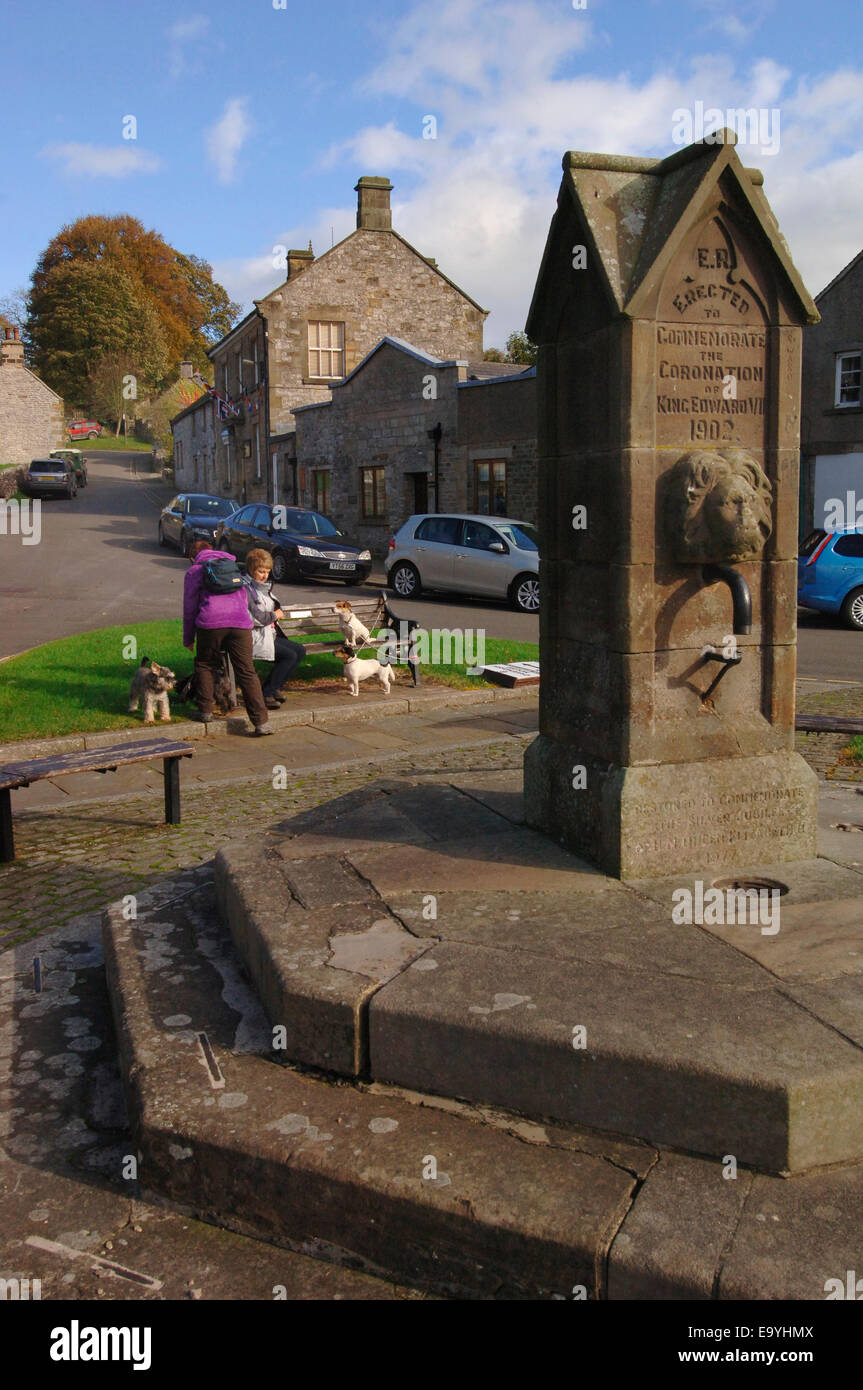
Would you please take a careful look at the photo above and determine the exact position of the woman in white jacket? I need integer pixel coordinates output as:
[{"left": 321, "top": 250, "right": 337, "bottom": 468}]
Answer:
[{"left": 243, "top": 549, "right": 306, "bottom": 707}]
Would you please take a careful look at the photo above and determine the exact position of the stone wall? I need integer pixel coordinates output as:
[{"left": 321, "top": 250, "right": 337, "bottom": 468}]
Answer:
[
  {"left": 294, "top": 344, "right": 463, "bottom": 554},
  {"left": 457, "top": 373, "right": 538, "bottom": 523},
  {"left": 801, "top": 254, "right": 863, "bottom": 533},
  {"left": 0, "top": 364, "right": 64, "bottom": 466}
]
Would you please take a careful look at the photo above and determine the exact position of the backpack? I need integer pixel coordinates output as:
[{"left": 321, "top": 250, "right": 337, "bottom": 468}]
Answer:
[{"left": 201, "top": 556, "right": 244, "bottom": 595}]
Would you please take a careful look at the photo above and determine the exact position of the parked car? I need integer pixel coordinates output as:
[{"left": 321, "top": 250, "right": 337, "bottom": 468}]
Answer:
[
  {"left": 23, "top": 457, "right": 78, "bottom": 499},
  {"left": 68, "top": 420, "right": 102, "bottom": 440},
  {"left": 49, "top": 449, "right": 88, "bottom": 487},
  {"left": 387, "top": 513, "right": 540, "bottom": 612},
  {"left": 798, "top": 527, "right": 863, "bottom": 629},
  {"left": 213, "top": 504, "right": 372, "bottom": 584},
  {"left": 158, "top": 494, "right": 239, "bottom": 555}
]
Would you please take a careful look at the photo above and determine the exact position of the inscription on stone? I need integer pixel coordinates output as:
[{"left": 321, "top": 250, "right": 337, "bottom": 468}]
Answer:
[
  {"left": 627, "top": 785, "right": 807, "bottom": 858},
  {"left": 656, "top": 325, "right": 767, "bottom": 450}
]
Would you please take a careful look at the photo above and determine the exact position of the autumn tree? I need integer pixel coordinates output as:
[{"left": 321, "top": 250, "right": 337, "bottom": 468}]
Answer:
[
  {"left": 27, "top": 214, "right": 239, "bottom": 400},
  {"left": 504, "top": 331, "right": 537, "bottom": 365}
]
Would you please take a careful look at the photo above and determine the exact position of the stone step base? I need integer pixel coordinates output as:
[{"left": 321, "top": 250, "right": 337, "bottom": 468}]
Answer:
[
  {"left": 102, "top": 869, "right": 863, "bottom": 1300},
  {"left": 213, "top": 773, "right": 863, "bottom": 1175}
]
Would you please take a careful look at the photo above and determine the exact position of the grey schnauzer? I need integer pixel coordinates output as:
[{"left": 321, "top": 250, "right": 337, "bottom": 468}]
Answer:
[{"left": 128, "top": 656, "right": 176, "bottom": 723}]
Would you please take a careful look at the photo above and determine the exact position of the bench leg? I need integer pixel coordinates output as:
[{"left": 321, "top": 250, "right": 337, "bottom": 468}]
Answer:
[
  {"left": 163, "top": 758, "right": 181, "bottom": 826},
  {"left": 0, "top": 788, "right": 14, "bottom": 863}
]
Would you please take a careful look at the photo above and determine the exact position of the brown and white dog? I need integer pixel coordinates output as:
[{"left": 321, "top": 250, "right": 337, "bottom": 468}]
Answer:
[
  {"left": 336, "top": 645, "right": 395, "bottom": 697},
  {"left": 333, "top": 599, "right": 371, "bottom": 649}
]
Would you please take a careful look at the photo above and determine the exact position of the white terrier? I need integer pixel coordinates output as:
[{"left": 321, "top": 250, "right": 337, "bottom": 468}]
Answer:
[
  {"left": 333, "top": 599, "right": 371, "bottom": 648},
  {"left": 337, "top": 645, "right": 395, "bottom": 697}
]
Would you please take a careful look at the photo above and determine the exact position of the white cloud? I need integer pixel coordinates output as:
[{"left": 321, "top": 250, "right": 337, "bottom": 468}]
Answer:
[
  {"left": 318, "top": 0, "right": 863, "bottom": 340},
  {"left": 42, "top": 143, "right": 162, "bottom": 177},
  {"left": 167, "top": 14, "right": 210, "bottom": 79},
  {"left": 205, "top": 99, "right": 253, "bottom": 186}
]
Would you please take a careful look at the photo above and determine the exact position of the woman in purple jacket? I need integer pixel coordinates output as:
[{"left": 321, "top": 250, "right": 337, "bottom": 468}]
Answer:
[{"left": 183, "top": 542, "right": 271, "bottom": 734}]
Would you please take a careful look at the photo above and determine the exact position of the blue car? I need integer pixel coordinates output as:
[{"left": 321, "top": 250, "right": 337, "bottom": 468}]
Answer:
[
  {"left": 798, "top": 527, "right": 863, "bottom": 629},
  {"left": 158, "top": 493, "right": 238, "bottom": 556}
]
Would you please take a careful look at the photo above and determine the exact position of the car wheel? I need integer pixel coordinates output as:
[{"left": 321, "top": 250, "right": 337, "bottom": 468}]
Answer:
[
  {"left": 840, "top": 587, "right": 863, "bottom": 630},
  {"left": 510, "top": 574, "right": 539, "bottom": 613},
  {"left": 390, "top": 561, "right": 421, "bottom": 598},
  {"left": 271, "top": 551, "right": 289, "bottom": 582}
]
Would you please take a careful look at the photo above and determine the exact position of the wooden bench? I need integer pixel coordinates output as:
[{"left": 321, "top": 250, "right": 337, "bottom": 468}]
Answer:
[
  {"left": 225, "top": 588, "right": 422, "bottom": 692},
  {"left": 796, "top": 714, "right": 863, "bottom": 735},
  {"left": 0, "top": 738, "right": 194, "bottom": 864}
]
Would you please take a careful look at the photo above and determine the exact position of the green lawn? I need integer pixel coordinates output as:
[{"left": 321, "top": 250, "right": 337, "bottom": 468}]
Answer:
[
  {"left": 78, "top": 435, "right": 154, "bottom": 452},
  {"left": 0, "top": 621, "right": 539, "bottom": 744}
]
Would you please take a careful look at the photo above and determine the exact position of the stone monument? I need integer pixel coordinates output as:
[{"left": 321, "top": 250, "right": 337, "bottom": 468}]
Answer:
[{"left": 524, "top": 132, "right": 820, "bottom": 877}]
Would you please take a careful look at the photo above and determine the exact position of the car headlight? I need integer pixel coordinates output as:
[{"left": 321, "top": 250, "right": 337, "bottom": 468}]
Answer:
[
  {"left": 358, "top": 550, "right": 371, "bottom": 561},
  {"left": 297, "top": 545, "right": 327, "bottom": 558}
]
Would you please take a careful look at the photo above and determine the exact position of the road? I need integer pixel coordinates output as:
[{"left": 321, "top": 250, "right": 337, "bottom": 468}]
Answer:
[{"left": 0, "top": 449, "right": 859, "bottom": 681}]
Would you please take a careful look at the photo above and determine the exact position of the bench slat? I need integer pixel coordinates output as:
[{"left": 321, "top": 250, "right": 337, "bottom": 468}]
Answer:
[
  {"left": 0, "top": 739, "right": 193, "bottom": 790},
  {"left": 796, "top": 715, "right": 863, "bottom": 735}
]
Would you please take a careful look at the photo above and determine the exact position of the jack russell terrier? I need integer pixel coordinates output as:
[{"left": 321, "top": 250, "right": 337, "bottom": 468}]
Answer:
[
  {"left": 333, "top": 599, "right": 371, "bottom": 649},
  {"left": 337, "top": 644, "right": 395, "bottom": 697}
]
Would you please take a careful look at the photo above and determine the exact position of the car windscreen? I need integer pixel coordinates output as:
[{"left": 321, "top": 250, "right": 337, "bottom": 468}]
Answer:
[
  {"left": 187, "top": 496, "right": 235, "bottom": 516},
  {"left": 284, "top": 510, "right": 340, "bottom": 537},
  {"left": 495, "top": 522, "right": 539, "bottom": 551},
  {"left": 799, "top": 529, "right": 827, "bottom": 558}
]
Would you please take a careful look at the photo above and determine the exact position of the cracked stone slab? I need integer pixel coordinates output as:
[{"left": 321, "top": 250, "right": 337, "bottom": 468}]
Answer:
[
  {"left": 608, "top": 1152, "right": 753, "bottom": 1300},
  {"left": 214, "top": 840, "right": 432, "bottom": 1075},
  {"left": 273, "top": 853, "right": 378, "bottom": 910},
  {"left": 690, "top": 897, "right": 863, "bottom": 984},
  {"left": 368, "top": 940, "right": 863, "bottom": 1173},
  {"left": 780, "top": 975, "right": 863, "bottom": 1050},
  {"left": 101, "top": 891, "right": 636, "bottom": 1299},
  {"left": 388, "top": 889, "right": 772, "bottom": 987}
]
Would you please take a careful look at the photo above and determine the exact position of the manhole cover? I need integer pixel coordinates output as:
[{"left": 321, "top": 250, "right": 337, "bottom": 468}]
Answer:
[
  {"left": 711, "top": 876, "right": 789, "bottom": 896},
  {"left": 830, "top": 823, "right": 863, "bottom": 833}
]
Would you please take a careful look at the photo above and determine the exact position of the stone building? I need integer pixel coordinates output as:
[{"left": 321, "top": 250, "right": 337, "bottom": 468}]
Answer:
[
  {"left": 0, "top": 320, "right": 64, "bottom": 466},
  {"left": 294, "top": 337, "right": 536, "bottom": 555},
  {"left": 170, "top": 389, "right": 219, "bottom": 495},
  {"left": 174, "top": 176, "right": 488, "bottom": 504},
  {"left": 801, "top": 249, "right": 863, "bottom": 535}
]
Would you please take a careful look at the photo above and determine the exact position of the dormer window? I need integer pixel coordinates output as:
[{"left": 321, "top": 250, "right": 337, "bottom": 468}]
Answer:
[
  {"left": 835, "top": 352, "right": 861, "bottom": 407},
  {"left": 308, "top": 321, "right": 344, "bottom": 379}
]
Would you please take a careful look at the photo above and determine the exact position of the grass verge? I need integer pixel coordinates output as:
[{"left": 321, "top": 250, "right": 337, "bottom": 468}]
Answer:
[
  {"left": 0, "top": 621, "right": 538, "bottom": 743},
  {"left": 76, "top": 435, "right": 154, "bottom": 451}
]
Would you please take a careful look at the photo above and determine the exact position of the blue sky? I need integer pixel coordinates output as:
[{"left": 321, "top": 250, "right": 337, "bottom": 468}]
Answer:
[{"left": 3, "top": 0, "right": 862, "bottom": 345}]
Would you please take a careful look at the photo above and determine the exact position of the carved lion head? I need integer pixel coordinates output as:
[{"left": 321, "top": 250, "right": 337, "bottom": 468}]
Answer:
[{"left": 667, "top": 448, "right": 773, "bottom": 562}]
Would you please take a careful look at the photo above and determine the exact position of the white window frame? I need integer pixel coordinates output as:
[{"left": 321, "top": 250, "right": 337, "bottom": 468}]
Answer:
[
  {"left": 308, "top": 321, "right": 345, "bottom": 379},
  {"left": 835, "top": 351, "right": 862, "bottom": 408}
]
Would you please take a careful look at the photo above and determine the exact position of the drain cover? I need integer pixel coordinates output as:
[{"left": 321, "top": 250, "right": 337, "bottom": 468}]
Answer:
[
  {"left": 830, "top": 822, "right": 863, "bottom": 833},
  {"left": 711, "top": 876, "right": 789, "bottom": 895}
]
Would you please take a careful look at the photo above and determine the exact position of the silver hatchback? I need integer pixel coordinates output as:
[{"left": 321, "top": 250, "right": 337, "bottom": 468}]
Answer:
[{"left": 387, "top": 514, "right": 540, "bottom": 612}]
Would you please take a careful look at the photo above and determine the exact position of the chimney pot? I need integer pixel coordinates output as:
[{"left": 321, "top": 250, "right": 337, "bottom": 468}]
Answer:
[{"left": 355, "top": 175, "right": 393, "bottom": 231}]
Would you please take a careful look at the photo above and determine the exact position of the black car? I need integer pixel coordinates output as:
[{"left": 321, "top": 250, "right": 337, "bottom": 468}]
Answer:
[
  {"left": 214, "top": 504, "right": 372, "bottom": 584},
  {"left": 158, "top": 494, "right": 238, "bottom": 555},
  {"left": 23, "top": 458, "right": 78, "bottom": 499}
]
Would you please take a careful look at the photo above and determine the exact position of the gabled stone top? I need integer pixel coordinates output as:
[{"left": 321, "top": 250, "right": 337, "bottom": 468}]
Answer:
[{"left": 527, "top": 132, "right": 818, "bottom": 338}]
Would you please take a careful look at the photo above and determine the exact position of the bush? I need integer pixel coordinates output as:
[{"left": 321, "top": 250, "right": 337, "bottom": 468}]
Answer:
[{"left": 0, "top": 465, "right": 27, "bottom": 499}]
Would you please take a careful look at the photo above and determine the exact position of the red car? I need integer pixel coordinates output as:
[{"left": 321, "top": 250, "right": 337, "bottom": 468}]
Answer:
[{"left": 68, "top": 420, "right": 102, "bottom": 440}]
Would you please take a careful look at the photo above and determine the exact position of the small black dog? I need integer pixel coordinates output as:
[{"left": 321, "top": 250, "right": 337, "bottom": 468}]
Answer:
[{"left": 175, "top": 655, "right": 237, "bottom": 714}]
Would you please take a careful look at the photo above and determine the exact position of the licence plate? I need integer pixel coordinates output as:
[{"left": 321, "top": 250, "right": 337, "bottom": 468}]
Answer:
[{"left": 329, "top": 561, "right": 355, "bottom": 571}]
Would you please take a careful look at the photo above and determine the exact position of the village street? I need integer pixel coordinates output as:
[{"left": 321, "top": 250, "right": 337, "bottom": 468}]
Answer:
[
  {"left": 0, "top": 450, "right": 540, "bottom": 661},
  {"left": 0, "top": 449, "right": 858, "bottom": 683}
]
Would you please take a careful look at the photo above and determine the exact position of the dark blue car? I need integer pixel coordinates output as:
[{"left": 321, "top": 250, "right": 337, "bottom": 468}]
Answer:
[
  {"left": 798, "top": 527, "right": 863, "bottom": 629},
  {"left": 158, "top": 494, "right": 238, "bottom": 556}
]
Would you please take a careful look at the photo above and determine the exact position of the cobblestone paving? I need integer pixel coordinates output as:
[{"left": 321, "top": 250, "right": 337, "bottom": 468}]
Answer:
[
  {"left": 797, "top": 683, "right": 863, "bottom": 782},
  {"left": 0, "top": 738, "right": 529, "bottom": 949}
]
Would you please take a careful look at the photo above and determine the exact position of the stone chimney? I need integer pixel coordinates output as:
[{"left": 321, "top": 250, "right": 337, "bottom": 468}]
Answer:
[
  {"left": 0, "top": 326, "right": 24, "bottom": 367},
  {"left": 355, "top": 176, "right": 393, "bottom": 231},
  {"left": 287, "top": 243, "right": 315, "bottom": 279},
  {"left": 179, "top": 360, "right": 194, "bottom": 379}
]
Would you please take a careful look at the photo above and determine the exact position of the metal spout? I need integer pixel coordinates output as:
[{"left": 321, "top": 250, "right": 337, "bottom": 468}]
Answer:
[{"left": 702, "top": 563, "right": 752, "bottom": 636}]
